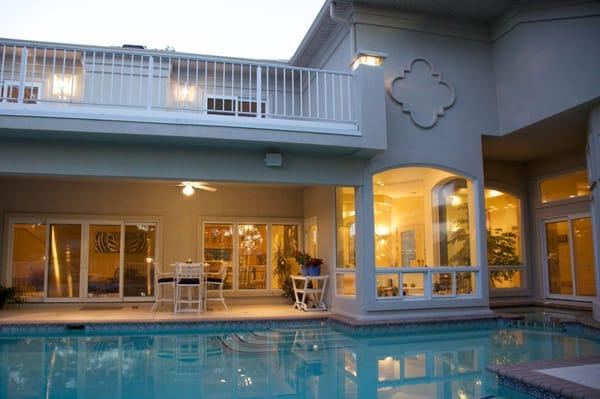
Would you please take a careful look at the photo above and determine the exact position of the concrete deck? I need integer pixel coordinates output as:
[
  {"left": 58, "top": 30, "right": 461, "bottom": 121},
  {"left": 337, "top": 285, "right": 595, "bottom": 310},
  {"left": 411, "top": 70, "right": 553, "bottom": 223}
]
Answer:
[
  {"left": 487, "top": 356, "right": 600, "bottom": 399},
  {"left": 0, "top": 300, "right": 329, "bottom": 325}
]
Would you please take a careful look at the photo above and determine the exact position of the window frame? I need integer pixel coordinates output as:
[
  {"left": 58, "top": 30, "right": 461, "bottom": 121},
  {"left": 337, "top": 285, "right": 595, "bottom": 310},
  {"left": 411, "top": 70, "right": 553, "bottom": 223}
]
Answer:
[
  {"left": 370, "top": 166, "right": 483, "bottom": 304},
  {"left": 334, "top": 186, "right": 357, "bottom": 297},
  {"left": 0, "top": 80, "right": 43, "bottom": 104},
  {"left": 536, "top": 168, "right": 591, "bottom": 208},
  {"left": 198, "top": 216, "right": 303, "bottom": 296},
  {"left": 484, "top": 185, "right": 529, "bottom": 296}
]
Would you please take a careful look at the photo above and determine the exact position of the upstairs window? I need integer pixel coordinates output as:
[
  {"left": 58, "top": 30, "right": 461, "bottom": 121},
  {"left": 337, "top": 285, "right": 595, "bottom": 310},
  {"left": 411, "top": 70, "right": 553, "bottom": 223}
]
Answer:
[
  {"left": 1, "top": 81, "right": 40, "bottom": 104},
  {"left": 539, "top": 170, "right": 589, "bottom": 204},
  {"left": 207, "top": 96, "right": 266, "bottom": 117}
]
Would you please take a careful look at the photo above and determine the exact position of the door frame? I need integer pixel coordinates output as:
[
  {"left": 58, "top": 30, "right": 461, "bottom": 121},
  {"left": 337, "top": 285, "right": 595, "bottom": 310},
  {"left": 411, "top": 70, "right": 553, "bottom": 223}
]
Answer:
[
  {"left": 4, "top": 213, "right": 160, "bottom": 303},
  {"left": 541, "top": 212, "right": 596, "bottom": 302}
]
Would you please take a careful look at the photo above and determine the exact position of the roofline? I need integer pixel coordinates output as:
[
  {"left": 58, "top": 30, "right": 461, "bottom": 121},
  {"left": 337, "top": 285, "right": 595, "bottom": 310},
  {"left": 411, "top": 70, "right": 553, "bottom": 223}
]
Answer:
[{"left": 289, "top": 0, "right": 337, "bottom": 66}]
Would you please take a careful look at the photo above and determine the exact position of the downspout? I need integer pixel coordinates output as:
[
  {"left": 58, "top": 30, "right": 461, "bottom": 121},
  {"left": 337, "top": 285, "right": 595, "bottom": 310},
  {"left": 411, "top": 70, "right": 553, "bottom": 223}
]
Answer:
[{"left": 329, "top": 1, "right": 357, "bottom": 58}]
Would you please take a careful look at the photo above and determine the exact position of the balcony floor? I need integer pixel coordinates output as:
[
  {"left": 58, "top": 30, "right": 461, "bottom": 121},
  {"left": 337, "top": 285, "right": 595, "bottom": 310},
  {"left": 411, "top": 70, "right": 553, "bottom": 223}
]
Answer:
[{"left": 0, "top": 299, "right": 329, "bottom": 325}]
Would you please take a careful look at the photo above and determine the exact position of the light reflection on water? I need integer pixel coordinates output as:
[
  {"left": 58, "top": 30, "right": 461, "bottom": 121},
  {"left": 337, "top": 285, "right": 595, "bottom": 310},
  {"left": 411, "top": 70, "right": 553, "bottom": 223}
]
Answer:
[{"left": 1, "top": 324, "right": 599, "bottom": 399}]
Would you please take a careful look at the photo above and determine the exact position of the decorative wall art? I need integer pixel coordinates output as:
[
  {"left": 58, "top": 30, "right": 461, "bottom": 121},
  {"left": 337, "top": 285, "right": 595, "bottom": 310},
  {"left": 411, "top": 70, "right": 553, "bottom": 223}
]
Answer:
[{"left": 389, "top": 57, "right": 456, "bottom": 128}]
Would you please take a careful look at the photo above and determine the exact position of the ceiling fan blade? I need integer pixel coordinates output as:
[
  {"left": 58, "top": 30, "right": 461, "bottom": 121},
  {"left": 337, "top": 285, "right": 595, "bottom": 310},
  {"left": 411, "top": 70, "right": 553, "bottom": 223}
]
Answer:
[{"left": 195, "top": 185, "right": 217, "bottom": 192}]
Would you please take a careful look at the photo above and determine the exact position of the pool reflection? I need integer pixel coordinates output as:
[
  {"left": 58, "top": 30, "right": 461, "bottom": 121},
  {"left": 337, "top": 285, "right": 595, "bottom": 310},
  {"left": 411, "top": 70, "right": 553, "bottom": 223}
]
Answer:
[{"left": 1, "top": 326, "right": 599, "bottom": 399}]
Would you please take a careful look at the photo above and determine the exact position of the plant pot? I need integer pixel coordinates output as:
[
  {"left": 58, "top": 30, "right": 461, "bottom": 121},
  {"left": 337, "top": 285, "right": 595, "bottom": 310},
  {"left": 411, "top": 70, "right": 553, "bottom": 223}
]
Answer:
[
  {"left": 300, "top": 265, "right": 309, "bottom": 276},
  {"left": 307, "top": 265, "right": 321, "bottom": 276}
]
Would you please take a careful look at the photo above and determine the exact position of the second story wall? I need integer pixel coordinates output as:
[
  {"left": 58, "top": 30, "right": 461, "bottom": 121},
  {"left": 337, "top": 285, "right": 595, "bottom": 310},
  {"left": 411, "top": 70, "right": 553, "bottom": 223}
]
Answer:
[{"left": 492, "top": 2, "right": 600, "bottom": 134}]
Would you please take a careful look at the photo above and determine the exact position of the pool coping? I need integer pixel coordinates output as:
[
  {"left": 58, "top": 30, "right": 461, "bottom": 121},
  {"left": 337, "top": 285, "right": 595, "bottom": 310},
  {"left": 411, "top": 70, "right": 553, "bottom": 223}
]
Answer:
[{"left": 486, "top": 356, "right": 600, "bottom": 399}]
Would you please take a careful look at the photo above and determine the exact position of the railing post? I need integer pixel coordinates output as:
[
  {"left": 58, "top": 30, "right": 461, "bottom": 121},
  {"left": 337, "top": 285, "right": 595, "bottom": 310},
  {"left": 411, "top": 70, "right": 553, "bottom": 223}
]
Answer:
[
  {"left": 256, "top": 65, "right": 262, "bottom": 117},
  {"left": 17, "top": 47, "right": 28, "bottom": 104},
  {"left": 146, "top": 56, "right": 154, "bottom": 111}
]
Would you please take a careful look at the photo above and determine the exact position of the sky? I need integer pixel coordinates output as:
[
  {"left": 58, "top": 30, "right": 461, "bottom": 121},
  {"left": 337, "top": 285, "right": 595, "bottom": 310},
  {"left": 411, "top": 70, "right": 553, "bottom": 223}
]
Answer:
[{"left": 0, "top": 0, "right": 326, "bottom": 60}]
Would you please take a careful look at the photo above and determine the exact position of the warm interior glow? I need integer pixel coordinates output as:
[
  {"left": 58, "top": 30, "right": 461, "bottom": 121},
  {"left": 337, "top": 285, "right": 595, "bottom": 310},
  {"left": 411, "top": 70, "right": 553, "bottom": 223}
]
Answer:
[{"left": 52, "top": 74, "right": 76, "bottom": 99}]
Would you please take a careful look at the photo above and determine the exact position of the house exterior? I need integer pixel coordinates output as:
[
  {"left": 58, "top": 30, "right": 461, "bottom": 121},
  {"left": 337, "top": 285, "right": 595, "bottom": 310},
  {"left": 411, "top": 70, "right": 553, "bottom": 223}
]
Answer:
[{"left": 0, "top": 0, "right": 599, "bottom": 321}]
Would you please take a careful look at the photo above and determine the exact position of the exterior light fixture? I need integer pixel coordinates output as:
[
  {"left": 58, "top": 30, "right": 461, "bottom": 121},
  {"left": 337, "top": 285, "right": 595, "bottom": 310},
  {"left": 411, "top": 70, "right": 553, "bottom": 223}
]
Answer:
[
  {"left": 182, "top": 183, "right": 195, "bottom": 196},
  {"left": 351, "top": 50, "right": 387, "bottom": 70}
]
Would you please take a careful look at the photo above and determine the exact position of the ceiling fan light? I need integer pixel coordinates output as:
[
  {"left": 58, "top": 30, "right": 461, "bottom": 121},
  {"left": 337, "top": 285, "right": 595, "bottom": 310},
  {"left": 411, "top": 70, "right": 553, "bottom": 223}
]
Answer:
[{"left": 182, "top": 184, "right": 194, "bottom": 196}]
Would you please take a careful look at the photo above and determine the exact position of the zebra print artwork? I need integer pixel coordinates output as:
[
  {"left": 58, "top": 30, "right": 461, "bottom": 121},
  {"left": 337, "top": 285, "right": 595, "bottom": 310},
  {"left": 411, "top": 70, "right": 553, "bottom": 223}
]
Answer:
[{"left": 95, "top": 232, "right": 149, "bottom": 254}]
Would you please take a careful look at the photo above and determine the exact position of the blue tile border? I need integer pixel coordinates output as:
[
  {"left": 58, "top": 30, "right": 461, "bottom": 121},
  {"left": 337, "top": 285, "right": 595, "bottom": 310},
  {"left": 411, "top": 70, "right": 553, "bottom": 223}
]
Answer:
[{"left": 497, "top": 375, "right": 566, "bottom": 399}]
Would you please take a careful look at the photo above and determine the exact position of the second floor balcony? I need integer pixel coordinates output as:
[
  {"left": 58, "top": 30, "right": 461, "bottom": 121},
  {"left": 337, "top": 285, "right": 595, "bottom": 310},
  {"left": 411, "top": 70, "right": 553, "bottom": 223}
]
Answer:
[{"left": 0, "top": 39, "right": 361, "bottom": 139}]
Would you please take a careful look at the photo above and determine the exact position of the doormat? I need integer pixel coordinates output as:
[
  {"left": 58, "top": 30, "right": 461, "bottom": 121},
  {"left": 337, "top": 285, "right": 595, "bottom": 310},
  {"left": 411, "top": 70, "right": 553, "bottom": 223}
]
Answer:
[{"left": 80, "top": 306, "right": 124, "bottom": 311}]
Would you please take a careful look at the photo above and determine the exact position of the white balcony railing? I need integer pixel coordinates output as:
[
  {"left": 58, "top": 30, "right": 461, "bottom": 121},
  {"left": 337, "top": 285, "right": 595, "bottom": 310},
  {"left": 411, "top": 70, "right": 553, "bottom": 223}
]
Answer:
[{"left": 0, "top": 39, "right": 357, "bottom": 132}]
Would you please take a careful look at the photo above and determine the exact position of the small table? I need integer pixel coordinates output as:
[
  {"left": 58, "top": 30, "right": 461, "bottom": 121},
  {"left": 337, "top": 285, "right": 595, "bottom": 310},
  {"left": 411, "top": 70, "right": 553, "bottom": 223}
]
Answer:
[{"left": 291, "top": 276, "right": 329, "bottom": 311}]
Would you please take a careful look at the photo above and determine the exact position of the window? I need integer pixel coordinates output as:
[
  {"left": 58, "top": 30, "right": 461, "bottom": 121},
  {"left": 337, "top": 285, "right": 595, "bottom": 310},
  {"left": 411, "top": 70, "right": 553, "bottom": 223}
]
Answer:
[
  {"left": 539, "top": 170, "right": 589, "bottom": 204},
  {"left": 206, "top": 96, "right": 266, "bottom": 117},
  {"left": 485, "top": 189, "right": 524, "bottom": 289},
  {"left": 271, "top": 224, "right": 299, "bottom": 289},
  {"left": 336, "top": 187, "right": 356, "bottom": 296},
  {"left": 1, "top": 82, "right": 40, "bottom": 103},
  {"left": 203, "top": 223, "right": 234, "bottom": 290},
  {"left": 372, "top": 167, "right": 479, "bottom": 300}
]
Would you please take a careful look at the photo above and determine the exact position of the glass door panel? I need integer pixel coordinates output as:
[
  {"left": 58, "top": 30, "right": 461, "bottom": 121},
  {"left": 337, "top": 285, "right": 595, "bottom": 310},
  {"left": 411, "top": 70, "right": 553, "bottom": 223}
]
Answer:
[
  {"left": 271, "top": 225, "right": 299, "bottom": 289},
  {"left": 204, "top": 224, "right": 233, "bottom": 289},
  {"left": 238, "top": 224, "right": 267, "bottom": 289},
  {"left": 87, "top": 224, "right": 121, "bottom": 298},
  {"left": 572, "top": 218, "right": 596, "bottom": 297},
  {"left": 545, "top": 221, "right": 573, "bottom": 295},
  {"left": 11, "top": 222, "right": 46, "bottom": 298},
  {"left": 124, "top": 224, "right": 156, "bottom": 297},
  {"left": 47, "top": 224, "right": 82, "bottom": 298}
]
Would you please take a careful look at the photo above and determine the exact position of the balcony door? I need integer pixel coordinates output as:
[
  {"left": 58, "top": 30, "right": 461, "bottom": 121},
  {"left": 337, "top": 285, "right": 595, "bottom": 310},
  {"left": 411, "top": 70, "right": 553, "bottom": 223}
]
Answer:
[{"left": 543, "top": 215, "right": 597, "bottom": 301}]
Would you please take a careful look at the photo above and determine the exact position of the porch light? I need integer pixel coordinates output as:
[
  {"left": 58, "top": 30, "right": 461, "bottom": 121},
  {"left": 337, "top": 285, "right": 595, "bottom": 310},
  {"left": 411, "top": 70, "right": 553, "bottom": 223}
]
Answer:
[
  {"left": 351, "top": 50, "right": 387, "bottom": 70},
  {"left": 182, "top": 183, "right": 194, "bottom": 196}
]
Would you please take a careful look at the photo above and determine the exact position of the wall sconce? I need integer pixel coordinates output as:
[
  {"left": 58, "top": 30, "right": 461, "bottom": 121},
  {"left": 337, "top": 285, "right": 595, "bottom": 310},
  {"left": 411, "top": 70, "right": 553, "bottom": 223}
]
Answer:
[
  {"left": 52, "top": 74, "right": 76, "bottom": 99},
  {"left": 351, "top": 50, "right": 387, "bottom": 70}
]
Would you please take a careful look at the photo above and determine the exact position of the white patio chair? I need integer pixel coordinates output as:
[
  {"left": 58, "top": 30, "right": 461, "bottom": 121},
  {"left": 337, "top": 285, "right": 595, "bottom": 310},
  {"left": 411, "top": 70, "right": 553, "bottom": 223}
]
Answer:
[
  {"left": 151, "top": 262, "right": 175, "bottom": 311},
  {"left": 205, "top": 263, "right": 228, "bottom": 310},
  {"left": 174, "top": 263, "right": 204, "bottom": 313}
]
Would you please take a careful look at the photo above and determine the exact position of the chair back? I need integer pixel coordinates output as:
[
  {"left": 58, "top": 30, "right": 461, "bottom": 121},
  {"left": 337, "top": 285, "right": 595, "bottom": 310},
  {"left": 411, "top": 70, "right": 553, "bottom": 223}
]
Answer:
[
  {"left": 217, "top": 263, "right": 228, "bottom": 280},
  {"left": 175, "top": 263, "right": 204, "bottom": 279}
]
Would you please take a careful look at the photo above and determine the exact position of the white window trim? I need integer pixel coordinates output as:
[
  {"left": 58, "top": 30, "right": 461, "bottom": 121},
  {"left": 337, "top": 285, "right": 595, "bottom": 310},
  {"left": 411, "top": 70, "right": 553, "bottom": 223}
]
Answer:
[
  {"left": 536, "top": 168, "right": 591, "bottom": 208},
  {"left": 484, "top": 185, "right": 529, "bottom": 295},
  {"left": 540, "top": 212, "right": 597, "bottom": 303},
  {"left": 198, "top": 216, "right": 303, "bottom": 296},
  {"left": 4, "top": 213, "right": 161, "bottom": 303},
  {"left": 0, "top": 80, "right": 43, "bottom": 103}
]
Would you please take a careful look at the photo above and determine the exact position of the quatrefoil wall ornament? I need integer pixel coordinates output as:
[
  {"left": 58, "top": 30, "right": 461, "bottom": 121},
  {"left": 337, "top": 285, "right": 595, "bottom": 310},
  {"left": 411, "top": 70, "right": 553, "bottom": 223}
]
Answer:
[{"left": 389, "top": 57, "right": 456, "bottom": 128}]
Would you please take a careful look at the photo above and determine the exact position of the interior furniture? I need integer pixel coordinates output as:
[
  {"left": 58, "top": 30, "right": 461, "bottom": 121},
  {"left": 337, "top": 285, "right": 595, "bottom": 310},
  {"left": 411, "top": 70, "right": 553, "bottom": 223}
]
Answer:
[
  {"left": 291, "top": 275, "right": 329, "bottom": 311},
  {"left": 174, "top": 263, "right": 205, "bottom": 313},
  {"left": 205, "top": 263, "right": 228, "bottom": 310},
  {"left": 152, "top": 262, "right": 175, "bottom": 311}
]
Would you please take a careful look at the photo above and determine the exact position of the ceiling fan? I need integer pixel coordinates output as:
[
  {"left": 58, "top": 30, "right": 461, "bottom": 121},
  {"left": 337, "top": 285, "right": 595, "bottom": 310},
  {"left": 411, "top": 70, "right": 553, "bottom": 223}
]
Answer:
[{"left": 177, "top": 181, "right": 217, "bottom": 196}]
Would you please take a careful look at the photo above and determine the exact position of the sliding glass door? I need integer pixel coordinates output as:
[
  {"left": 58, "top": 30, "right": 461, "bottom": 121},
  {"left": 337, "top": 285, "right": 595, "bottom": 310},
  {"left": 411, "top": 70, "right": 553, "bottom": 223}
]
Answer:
[
  {"left": 8, "top": 217, "right": 157, "bottom": 302},
  {"left": 87, "top": 224, "right": 122, "bottom": 299},
  {"left": 544, "top": 216, "right": 597, "bottom": 300},
  {"left": 47, "top": 223, "right": 83, "bottom": 300},
  {"left": 202, "top": 220, "right": 301, "bottom": 293}
]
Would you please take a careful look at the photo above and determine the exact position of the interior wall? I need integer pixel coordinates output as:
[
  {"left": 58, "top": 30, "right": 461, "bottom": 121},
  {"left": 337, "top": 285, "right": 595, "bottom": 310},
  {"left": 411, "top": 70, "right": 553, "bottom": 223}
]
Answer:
[{"left": 0, "top": 177, "right": 306, "bottom": 286}]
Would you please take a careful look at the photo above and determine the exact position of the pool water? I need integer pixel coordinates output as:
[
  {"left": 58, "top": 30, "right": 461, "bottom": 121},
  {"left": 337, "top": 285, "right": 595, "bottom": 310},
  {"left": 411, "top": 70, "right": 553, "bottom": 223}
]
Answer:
[{"left": 1, "top": 321, "right": 599, "bottom": 399}]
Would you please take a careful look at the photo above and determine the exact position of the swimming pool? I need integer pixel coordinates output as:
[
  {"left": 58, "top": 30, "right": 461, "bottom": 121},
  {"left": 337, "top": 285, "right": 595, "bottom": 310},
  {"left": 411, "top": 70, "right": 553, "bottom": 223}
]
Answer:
[{"left": 1, "top": 319, "right": 599, "bottom": 399}]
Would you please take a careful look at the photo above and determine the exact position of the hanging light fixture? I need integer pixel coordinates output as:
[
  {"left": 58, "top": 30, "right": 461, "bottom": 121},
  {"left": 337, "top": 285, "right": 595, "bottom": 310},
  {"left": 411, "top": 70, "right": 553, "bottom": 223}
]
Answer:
[{"left": 182, "top": 183, "right": 195, "bottom": 196}]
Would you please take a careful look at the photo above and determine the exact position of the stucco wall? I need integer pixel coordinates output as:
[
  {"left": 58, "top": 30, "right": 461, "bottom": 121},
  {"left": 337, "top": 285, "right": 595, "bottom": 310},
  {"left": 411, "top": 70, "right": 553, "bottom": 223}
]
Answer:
[{"left": 492, "top": 10, "right": 600, "bottom": 134}]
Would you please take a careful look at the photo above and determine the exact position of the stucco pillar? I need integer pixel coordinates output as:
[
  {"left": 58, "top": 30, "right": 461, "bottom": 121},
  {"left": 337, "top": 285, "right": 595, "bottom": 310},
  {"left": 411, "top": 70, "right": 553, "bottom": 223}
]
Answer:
[{"left": 588, "top": 105, "right": 600, "bottom": 320}]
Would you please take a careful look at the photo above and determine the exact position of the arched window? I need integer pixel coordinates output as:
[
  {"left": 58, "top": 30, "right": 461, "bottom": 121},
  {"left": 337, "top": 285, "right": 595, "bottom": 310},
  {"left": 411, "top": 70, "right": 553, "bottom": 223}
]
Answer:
[{"left": 372, "top": 167, "right": 479, "bottom": 300}]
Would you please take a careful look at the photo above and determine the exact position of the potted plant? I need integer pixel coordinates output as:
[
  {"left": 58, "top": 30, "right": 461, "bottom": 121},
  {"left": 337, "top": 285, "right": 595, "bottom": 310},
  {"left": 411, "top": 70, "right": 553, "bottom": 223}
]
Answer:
[
  {"left": 307, "top": 257, "right": 323, "bottom": 276},
  {"left": 294, "top": 251, "right": 313, "bottom": 276},
  {"left": 0, "top": 285, "right": 25, "bottom": 310},
  {"left": 273, "top": 248, "right": 295, "bottom": 302}
]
